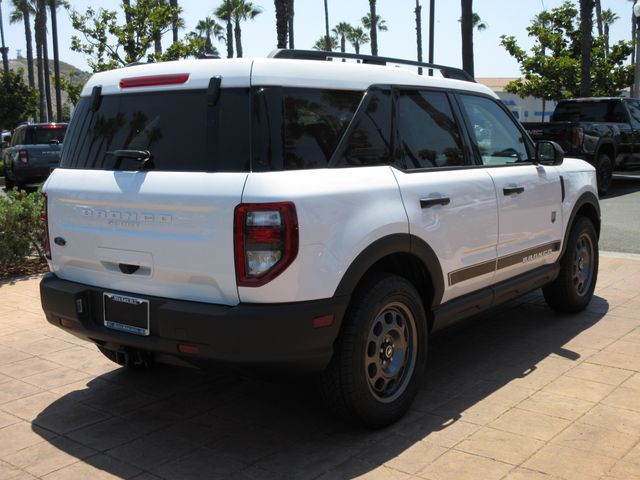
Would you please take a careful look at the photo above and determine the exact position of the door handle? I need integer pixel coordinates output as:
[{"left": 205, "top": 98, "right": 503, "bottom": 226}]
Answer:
[
  {"left": 503, "top": 186, "right": 525, "bottom": 196},
  {"left": 420, "top": 197, "right": 451, "bottom": 208}
]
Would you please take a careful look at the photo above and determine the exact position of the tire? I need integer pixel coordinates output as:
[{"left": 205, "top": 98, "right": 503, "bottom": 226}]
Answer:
[
  {"left": 543, "top": 216, "right": 598, "bottom": 313},
  {"left": 318, "top": 273, "right": 428, "bottom": 428},
  {"left": 97, "top": 345, "right": 153, "bottom": 369},
  {"left": 595, "top": 153, "right": 613, "bottom": 196}
]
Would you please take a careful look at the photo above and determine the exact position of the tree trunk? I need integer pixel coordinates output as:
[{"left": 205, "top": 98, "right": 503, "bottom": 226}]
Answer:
[
  {"left": 594, "top": 0, "right": 602, "bottom": 37},
  {"left": 34, "top": 3, "right": 46, "bottom": 122},
  {"left": 633, "top": 11, "right": 636, "bottom": 66},
  {"left": 579, "top": 0, "right": 593, "bottom": 97},
  {"left": 340, "top": 35, "right": 345, "bottom": 53},
  {"left": 288, "top": 0, "right": 294, "bottom": 48},
  {"left": 604, "top": 23, "right": 609, "bottom": 56},
  {"left": 0, "top": 1, "right": 9, "bottom": 75},
  {"left": 355, "top": 43, "right": 360, "bottom": 55},
  {"left": 170, "top": 0, "right": 178, "bottom": 43},
  {"left": 415, "top": 0, "right": 422, "bottom": 74},
  {"left": 274, "top": 0, "right": 288, "bottom": 49},
  {"left": 154, "top": 31, "right": 162, "bottom": 56},
  {"left": 49, "top": 0, "right": 62, "bottom": 122},
  {"left": 122, "top": 0, "right": 136, "bottom": 62},
  {"left": 234, "top": 18, "right": 243, "bottom": 58},
  {"left": 39, "top": 0, "right": 52, "bottom": 121},
  {"left": 23, "top": 7, "right": 35, "bottom": 89},
  {"left": 226, "top": 0, "right": 233, "bottom": 58},
  {"left": 324, "top": 0, "right": 331, "bottom": 52},
  {"left": 369, "top": 0, "right": 378, "bottom": 55},
  {"left": 461, "top": 0, "right": 474, "bottom": 78}
]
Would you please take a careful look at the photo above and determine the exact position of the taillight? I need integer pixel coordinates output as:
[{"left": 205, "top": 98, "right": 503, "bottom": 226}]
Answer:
[
  {"left": 42, "top": 193, "right": 51, "bottom": 260},
  {"left": 234, "top": 202, "right": 298, "bottom": 287},
  {"left": 571, "top": 127, "right": 584, "bottom": 150},
  {"left": 18, "top": 150, "right": 28, "bottom": 164},
  {"left": 119, "top": 73, "right": 189, "bottom": 89}
]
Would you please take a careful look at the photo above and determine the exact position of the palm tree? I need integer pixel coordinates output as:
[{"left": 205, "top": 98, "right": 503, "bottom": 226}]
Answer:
[
  {"left": 0, "top": 0, "right": 9, "bottom": 74},
  {"left": 313, "top": 35, "right": 337, "bottom": 51},
  {"left": 215, "top": 0, "right": 261, "bottom": 58},
  {"left": 332, "top": 22, "right": 352, "bottom": 53},
  {"left": 9, "top": 0, "right": 35, "bottom": 88},
  {"left": 34, "top": 0, "right": 45, "bottom": 120},
  {"left": 367, "top": 0, "right": 378, "bottom": 55},
  {"left": 347, "top": 26, "right": 369, "bottom": 54},
  {"left": 48, "top": 0, "right": 61, "bottom": 121},
  {"left": 415, "top": 0, "right": 422, "bottom": 73},
  {"left": 323, "top": 0, "right": 330, "bottom": 52},
  {"left": 362, "top": 12, "right": 387, "bottom": 55},
  {"left": 274, "top": 0, "right": 289, "bottom": 49},
  {"left": 170, "top": 0, "right": 179, "bottom": 42},
  {"left": 579, "top": 0, "right": 594, "bottom": 97},
  {"left": 225, "top": 0, "right": 233, "bottom": 58},
  {"left": 602, "top": 8, "right": 619, "bottom": 55},
  {"left": 196, "top": 16, "right": 224, "bottom": 54},
  {"left": 460, "top": 0, "right": 474, "bottom": 78},
  {"left": 37, "top": 0, "right": 51, "bottom": 120},
  {"left": 287, "top": 0, "right": 294, "bottom": 48},
  {"left": 594, "top": 0, "right": 602, "bottom": 36}
]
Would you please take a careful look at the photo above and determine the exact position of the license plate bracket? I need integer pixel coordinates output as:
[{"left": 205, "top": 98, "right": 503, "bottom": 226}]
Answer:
[{"left": 103, "top": 293, "right": 150, "bottom": 336}]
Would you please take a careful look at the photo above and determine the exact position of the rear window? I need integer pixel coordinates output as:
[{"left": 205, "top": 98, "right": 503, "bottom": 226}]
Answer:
[
  {"left": 60, "top": 88, "right": 250, "bottom": 172},
  {"left": 31, "top": 125, "right": 67, "bottom": 144},
  {"left": 552, "top": 101, "right": 627, "bottom": 123},
  {"left": 252, "top": 87, "right": 362, "bottom": 171}
]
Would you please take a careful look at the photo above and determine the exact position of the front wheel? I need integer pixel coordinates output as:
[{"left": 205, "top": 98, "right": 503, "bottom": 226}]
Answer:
[
  {"left": 318, "top": 274, "right": 428, "bottom": 428},
  {"left": 595, "top": 153, "right": 613, "bottom": 196},
  {"left": 543, "top": 216, "right": 598, "bottom": 313}
]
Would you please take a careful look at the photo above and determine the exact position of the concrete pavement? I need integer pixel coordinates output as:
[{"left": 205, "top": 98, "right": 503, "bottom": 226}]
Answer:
[{"left": 0, "top": 255, "right": 639, "bottom": 479}]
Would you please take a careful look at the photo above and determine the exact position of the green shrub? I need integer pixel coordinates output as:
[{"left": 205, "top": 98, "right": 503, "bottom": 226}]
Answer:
[{"left": 0, "top": 189, "right": 45, "bottom": 270}]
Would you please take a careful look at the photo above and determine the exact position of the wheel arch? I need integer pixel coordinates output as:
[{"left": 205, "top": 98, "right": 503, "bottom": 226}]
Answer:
[
  {"left": 333, "top": 234, "right": 445, "bottom": 331},
  {"left": 560, "top": 191, "right": 601, "bottom": 258}
]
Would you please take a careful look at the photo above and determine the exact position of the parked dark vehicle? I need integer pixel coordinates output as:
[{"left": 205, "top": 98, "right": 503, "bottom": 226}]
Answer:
[
  {"left": 2, "top": 123, "right": 68, "bottom": 189},
  {"left": 523, "top": 97, "right": 640, "bottom": 194}
]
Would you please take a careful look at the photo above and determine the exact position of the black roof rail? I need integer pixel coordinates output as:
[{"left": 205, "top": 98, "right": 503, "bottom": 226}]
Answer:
[{"left": 267, "top": 49, "right": 475, "bottom": 82}]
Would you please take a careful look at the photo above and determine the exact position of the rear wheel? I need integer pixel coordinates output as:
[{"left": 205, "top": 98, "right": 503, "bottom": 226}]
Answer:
[
  {"left": 595, "top": 153, "right": 613, "bottom": 195},
  {"left": 318, "top": 274, "right": 428, "bottom": 428},
  {"left": 543, "top": 216, "right": 598, "bottom": 313}
]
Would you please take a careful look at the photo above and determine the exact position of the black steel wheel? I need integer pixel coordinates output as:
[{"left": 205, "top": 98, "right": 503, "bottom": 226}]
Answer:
[
  {"left": 318, "top": 274, "right": 428, "bottom": 428},
  {"left": 543, "top": 216, "right": 598, "bottom": 313}
]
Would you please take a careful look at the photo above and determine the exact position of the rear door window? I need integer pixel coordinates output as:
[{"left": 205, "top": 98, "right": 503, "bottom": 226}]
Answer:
[
  {"left": 60, "top": 88, "right": 250, "bottom": 172},
  {"left": 252, "top": 87, "right": 362, "bottom": 171}
]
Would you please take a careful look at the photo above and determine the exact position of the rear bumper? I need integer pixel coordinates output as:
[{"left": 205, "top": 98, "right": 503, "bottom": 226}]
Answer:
[
  {"left": 10, "top": 164, "right": 55, "bottom": 184},
  {"left": 39, "top": 274, "right": 348, "bottom": 374}
]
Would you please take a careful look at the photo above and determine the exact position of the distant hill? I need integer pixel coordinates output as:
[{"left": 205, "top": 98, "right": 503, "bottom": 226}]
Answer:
[{"left": 8, "top": 58, "right": 90, "bottom": 107}]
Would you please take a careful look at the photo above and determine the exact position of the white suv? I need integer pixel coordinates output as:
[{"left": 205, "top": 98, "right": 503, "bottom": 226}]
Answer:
[{"left": 40, "top": 50, "right": 600, "bottom": 427}]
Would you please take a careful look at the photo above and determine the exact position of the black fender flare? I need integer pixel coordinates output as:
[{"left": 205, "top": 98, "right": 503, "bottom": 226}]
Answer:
[
  {"left": 333, "top": 233, "right": 445, "bottom": 308},
  {"left": 560, "top": 191, "right": 601, "bottom": 258}
]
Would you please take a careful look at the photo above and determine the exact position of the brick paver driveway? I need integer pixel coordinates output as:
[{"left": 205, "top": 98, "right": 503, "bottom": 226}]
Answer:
[{"left": 1, "top": 255, "right": 639, "bottom": 480}]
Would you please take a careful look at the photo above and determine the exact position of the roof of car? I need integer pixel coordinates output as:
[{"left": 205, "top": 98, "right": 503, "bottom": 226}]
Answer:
[{"left": 81, "top": 57, "right": 498, "bottom": 99}]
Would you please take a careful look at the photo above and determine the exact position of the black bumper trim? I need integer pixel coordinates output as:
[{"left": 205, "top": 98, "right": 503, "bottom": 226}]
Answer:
[{"left": 40, "top": 274, "right": 348, "bottom": 374}]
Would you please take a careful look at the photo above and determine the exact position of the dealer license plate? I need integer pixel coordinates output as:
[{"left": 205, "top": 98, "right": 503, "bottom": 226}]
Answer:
[{"left": 103, "top": 293, "right": 150, "bottom": 336}]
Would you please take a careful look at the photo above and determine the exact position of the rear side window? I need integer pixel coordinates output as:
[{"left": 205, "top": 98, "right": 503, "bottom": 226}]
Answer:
[
  {"left": 252, "top": 87, "right": 362, "bottom": 171},
  {"left": 61, "top": 88, "right": 250, "bottom": 172},
  {"left": 552, "top": 101, "right": 627, "bottom": 123},
  {"left": 31, "top": 125, "right": 67, "bottom": 144},
  {"left": 397, "top": 90, "right": 466, "bottom": 169}
]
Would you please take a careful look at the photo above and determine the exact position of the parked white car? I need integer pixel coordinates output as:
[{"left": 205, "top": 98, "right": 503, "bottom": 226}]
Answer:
[{"left": 39, "top": 50, "right": 600, "bottom": 427}]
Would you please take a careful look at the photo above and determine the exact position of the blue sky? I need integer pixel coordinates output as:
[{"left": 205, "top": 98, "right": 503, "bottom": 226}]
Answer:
[{"left": 1, "top": 0, "right": 635, "bottom": 77}]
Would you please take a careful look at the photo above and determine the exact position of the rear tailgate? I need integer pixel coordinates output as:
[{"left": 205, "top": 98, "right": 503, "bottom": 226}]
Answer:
[
  {"left": 45, "top": 169, "right": 246, "bottom": 305},
  {"left": 23, "top": 144, "right": 62, "bottom": 169},
  {"left": 523, "top": 121, "right": 575, "bottom": 152}
]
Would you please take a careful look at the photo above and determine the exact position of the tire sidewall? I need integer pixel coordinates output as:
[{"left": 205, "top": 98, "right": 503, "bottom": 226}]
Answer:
[
  {"left": 596, "top": 153, "right": 612, "bottom": 195},
  {"left": 349, "top": 276, "right": 428, "bottom": 425},
  {"left": 563, "top": 216, "right": 599, "bottom": 309}
]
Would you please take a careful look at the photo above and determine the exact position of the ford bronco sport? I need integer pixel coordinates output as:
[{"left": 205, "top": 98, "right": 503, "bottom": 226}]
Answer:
[{"left": 39, "top": 50, "right": 600, "bottom": 427}]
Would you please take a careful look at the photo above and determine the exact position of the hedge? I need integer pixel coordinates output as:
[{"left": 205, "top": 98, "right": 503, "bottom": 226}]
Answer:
[{"left": 0, "top": 189, "right": 45, "bottom": 271}]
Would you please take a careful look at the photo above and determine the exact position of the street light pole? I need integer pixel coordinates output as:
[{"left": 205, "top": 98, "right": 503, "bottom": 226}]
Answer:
[{"left": 634, "top": 1, "right": 640, "bottom": 98}]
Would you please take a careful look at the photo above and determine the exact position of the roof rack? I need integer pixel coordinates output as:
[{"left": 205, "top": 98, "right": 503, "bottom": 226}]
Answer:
[{"left": 268, "top": 49, "right": 474, "bottom": 83}]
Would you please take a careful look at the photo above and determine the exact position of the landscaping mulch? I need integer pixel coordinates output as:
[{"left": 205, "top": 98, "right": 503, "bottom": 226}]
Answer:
[{"left": 0, "top": 257, "right": 49, "bottom": 281}]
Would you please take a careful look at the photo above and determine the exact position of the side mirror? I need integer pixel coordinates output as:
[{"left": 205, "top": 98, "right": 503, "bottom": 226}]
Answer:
[{"left": 536, "top": 140, "right": 564, "bottom": 166}]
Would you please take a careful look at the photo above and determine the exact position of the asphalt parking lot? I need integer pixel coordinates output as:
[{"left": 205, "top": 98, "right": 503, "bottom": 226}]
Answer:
[{"left": 1, "top": 254, "right": 640, "bottom": 480}]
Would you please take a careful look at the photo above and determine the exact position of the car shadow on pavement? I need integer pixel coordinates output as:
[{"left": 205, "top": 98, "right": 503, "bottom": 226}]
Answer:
[
  {"left": 605, "top": 174, "right": 640, "bottom": 199},
  {"left": 31, "top": 291, "right": 608, "bottom": 479}
]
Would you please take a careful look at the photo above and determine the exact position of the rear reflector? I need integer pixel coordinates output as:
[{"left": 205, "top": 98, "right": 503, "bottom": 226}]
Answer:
[
  {"left": 120, "top": 73, "right": 190, "bottom": 89},
  {"left": 60, "top": 318, "right": 74, "bottom": 328},
  {"left": 312, "top": 315, "right": 334, "bottom": 329},
  {"left": 178, "top": 343, "right": 200, "bottom": 355}
]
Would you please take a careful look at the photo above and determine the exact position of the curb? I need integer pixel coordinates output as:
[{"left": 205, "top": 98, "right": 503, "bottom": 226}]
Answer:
[{"left": 601, "top": 250, "right": 640, "bottom": 261}]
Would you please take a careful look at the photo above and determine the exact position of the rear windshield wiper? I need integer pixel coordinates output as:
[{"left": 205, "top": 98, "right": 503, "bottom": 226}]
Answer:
[{"left": 106, "top": 149, "right": 154, "bottom": 170}]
